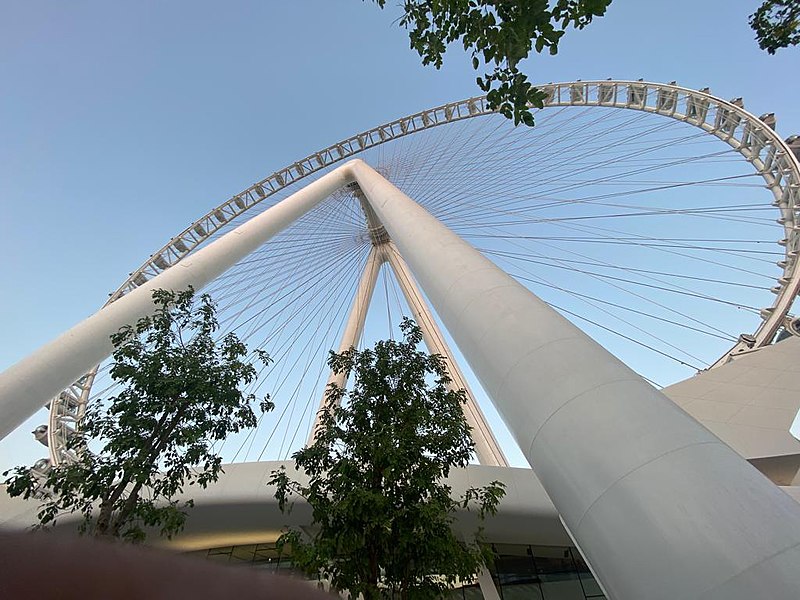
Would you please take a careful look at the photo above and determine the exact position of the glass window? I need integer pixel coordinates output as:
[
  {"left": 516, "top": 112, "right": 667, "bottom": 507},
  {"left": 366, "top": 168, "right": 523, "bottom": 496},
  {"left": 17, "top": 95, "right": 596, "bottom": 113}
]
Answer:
[
  {"left": 579, "top": 577, "right": 604, "bottom": 598},
  {"left": 194, "top": 541, "right": 607, "bottom": 599},
  {"left": 531, "top": 546, "right": 574, "bottom": 574},
  {"left": 444, "top": 587, "right": 465, "bottom": 600},
  {"left": 501, "top": 582, "right": 544, "bottom": 600},
  {"left": 493, "top": 544, "right": 530, "bottom": 556},
  {"left": 568, "top": 547, "right": 605, "bottom": 598},
  {"left": 253, "top": 544, "right": 281, "bottom": 564},
  {"left": 492, "top": 544, "right": 544, "bottom": 599},
  {"left": 205, "top": 546, "right": 234, "bottom": 563},
  {"left": 275, "top": 556, "right": 294, "bottom": 572},
  {"left": 462, "top": 584, "right": 483, "bottom": 600},
  {"left": 569, "top": 549, "right": 590, "bottom": 574},
  {"left": 230, "top": 544, "right": 257, "bottom": 562},
  {"left": 539, "top": 577, "right": 585, "bottom": 600}
]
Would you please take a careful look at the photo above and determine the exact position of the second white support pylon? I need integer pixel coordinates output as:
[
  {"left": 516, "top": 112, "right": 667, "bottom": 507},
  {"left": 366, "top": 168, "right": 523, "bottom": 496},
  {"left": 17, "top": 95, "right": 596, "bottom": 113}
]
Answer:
[{"left": 349, "top": 158, "right": 800, "bottom": 600}]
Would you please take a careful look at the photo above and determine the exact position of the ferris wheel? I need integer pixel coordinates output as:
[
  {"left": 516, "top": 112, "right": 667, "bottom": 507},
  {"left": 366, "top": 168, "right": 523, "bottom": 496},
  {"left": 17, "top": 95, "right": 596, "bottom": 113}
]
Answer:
[{"left": 5, "top": 80, "right": 800, "bottom": 470}]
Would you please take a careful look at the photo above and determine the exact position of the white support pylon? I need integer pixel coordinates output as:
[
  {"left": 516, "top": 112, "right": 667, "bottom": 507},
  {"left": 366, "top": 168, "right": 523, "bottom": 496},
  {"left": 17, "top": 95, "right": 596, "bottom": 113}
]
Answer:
[
  {"left": 0, "top": 166, "right": 352, "bottom": 441},
  {"left": 348, "top": 158, "right": 800, "bottom": 600},
  {"left": 383, "top": 241, "right": 507, "bottom": 467},
  {"left": 352, "top": 186, "right": 506, "bottom": 465},
  {"left": 306, "top": 245, "right": 383, "bottom": 446},
  {"left": 8, "top": 157, "right": 800, "bottom": 599}
]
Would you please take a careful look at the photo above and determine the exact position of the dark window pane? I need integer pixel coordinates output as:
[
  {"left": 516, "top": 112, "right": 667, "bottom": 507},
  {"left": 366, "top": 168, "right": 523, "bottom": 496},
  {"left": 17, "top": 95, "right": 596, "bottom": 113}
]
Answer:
[
  {"left": 462, "top": 585, "right": 483, "bottom": 600},
  {"left": 496, "top": 555, "right": 537, "bottom": 582},
  {"left": 539, "top": 578, "right": 584, "bottom": 600},
  {"left": 253, "top": 545, "right": 280, "bottom": 563},
  {"left": 531, "top": 546, "right": 574, "bottom": 574},
  {"left": 579, "top": 575, "right": 604, "bottom": 597},
  {"left": 230, "top": 545, "right": 257, "bottom": 562},
  {"left": 205, "top": 552, "right": 233, "bottom": 563},
  {"left": 494, "top": 544, "right": 531, "bottom": 556},
  {"left": 443, "top": 587, "right": 465, "bottom": 600},
  {"left": 568, "top": 548, "right": 592, "bottom": 576},
  {"left": 500, "top": 582, "right": 544, "bottom": 600},
  {"left": 275, "top": 556, "right": 294, "bottom": 571}
]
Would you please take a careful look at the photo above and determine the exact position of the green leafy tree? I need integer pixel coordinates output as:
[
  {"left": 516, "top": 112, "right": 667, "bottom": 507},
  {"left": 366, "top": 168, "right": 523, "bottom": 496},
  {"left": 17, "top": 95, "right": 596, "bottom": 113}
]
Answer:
[
  {"left": 270, "top": 318, "right": 505, "bottom": 600},
  {"left": 4, "top": 288, "right": 273, "bottom": 542},
  {"left": 751, "top": 0, "right": 800, "bottom": 53},
  {"left": 369, "top": 0, "right": 612, "bottom": 125}
]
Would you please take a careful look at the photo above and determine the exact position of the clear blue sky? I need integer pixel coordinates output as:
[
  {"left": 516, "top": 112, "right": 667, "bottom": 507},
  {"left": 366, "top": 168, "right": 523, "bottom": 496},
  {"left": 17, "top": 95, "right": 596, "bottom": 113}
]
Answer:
[{"left": 1, "top": 0, "right": 798, "bottom": 471}]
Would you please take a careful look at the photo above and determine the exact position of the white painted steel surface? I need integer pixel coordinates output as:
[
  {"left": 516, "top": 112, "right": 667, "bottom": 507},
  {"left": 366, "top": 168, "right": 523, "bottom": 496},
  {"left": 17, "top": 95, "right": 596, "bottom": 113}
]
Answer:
[
  {"left": 111, "top": 82, "right": 800, "bottom": 364},
  {"left": 45, "top": 80, "right": 800, "bottom": 461},
  {"left": 0, "top": 462, "right": 572, "bottom": 550},
  {"left": 4, "top": 140, "right": 800, "bottom": 596},
  {"left": 0, "top": 167, "right": 352, "bottom": 441},
  {"left": 665, "top": 336, "right": 800, "bottom": 463},
  {"left": 350, "top": 159, "right": 800, "bottom": 600},
  {"left": 307, "top": 246, "right": 383, "bottom": 445},
  {"left": 383, "top": 241, "right": 508, "bottom": 467}
]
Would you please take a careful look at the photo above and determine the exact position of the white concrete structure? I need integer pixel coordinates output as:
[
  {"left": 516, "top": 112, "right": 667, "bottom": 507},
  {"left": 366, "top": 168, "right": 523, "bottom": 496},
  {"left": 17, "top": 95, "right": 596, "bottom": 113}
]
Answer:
[
  {"left": 5, "top": 160, "right": 800, "bottom": 598},
  {"left": 306, "top": 245, "right": 383, "bottom": 444},
  {"left": 666, "top": 336, "right": 800, "bottom": 476},
  {"left": 382, "top": 241, "right": 507, "bottom": 467},
  {"left": 0, "top": 168, "right": 352, "bottom": 442},
  {"left": 28, "top": 81, "right": 800, "bottom": 466},
  {"left": 4, "top": 82, "right": 800, "bottom": 599},
  {"left": 0, "top": 462, "right": 570, "bottom": 551},
  {"left": 6, "top": 338, "right": 799, "bottom": 545},
  {"left": 349, "top": 160, "right": 800, "bottom": 600},
  {"left": 26, "top": 80, "right": 800, "bottom": 464},
  {"left": 306, "top": 205, "right": 507, "bottom": 466}
]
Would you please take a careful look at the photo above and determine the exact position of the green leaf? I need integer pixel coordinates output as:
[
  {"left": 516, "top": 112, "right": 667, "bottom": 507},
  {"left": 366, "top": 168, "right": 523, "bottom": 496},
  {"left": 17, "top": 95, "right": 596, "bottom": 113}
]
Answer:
[
  {"left": 271, "top": 317, "right": 505, "bottom": 597},
  {"left": 7, "top": 288, "right": 271, "bottom": 543},
  {"left": 369, "top": 0, "right": 613, "bottom": 126},
  {"left": 750, "top": 0, "right": 800, "bottom": 54}
]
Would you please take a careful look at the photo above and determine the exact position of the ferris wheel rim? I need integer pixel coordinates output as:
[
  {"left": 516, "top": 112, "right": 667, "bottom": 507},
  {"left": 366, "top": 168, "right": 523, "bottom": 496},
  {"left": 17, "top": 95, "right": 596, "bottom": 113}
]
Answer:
[{"left": 45, "top": 79, "right": 800, "bottom": 464}]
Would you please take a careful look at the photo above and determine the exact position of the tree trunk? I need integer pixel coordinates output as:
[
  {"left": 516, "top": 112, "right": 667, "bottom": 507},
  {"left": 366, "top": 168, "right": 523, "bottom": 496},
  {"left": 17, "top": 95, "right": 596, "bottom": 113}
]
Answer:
[{"left": 94, "top": 404, "right": 188, "bottom": 538}]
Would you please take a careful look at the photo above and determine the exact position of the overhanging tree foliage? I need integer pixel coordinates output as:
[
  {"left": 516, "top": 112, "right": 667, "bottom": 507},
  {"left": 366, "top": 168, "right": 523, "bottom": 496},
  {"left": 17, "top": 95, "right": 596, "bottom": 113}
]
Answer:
[
  {"left": 368, "top": 0, "right": 612, "bottom": 125},
  {"left": 370, "top": 1, "right": 798, "bottom": 127},
  {"left": 751, "top": 0, "right": 800, "bottom": 53},
  {"left": 270, "top": 318, "right": 505, "bottom": 600},
  {"left": 4, "top": 288, "right": 273, "bottom": 542}
]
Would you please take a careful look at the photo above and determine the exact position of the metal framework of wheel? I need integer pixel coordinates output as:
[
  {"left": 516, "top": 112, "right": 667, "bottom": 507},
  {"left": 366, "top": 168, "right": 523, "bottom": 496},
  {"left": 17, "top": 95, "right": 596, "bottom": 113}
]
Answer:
[
  {"left": 5, "top": 78, "right": 800, "bottom": 600},
  {"left": 30, "top": 80, "right": 800, "bottom": 467}
]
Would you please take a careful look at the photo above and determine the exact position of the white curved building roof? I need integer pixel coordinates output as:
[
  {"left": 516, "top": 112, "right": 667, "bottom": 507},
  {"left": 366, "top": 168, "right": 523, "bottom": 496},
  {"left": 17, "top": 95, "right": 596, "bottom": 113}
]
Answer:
[
  {"left": 663, "top": 336, "right": 800, "bottom": 484},
  {"left": 4, "top": 337, "right": 800, "bottom": 548}
]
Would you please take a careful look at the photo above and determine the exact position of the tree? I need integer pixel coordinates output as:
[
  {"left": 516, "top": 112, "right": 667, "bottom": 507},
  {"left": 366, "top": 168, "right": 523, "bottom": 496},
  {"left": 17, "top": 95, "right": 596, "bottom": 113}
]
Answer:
[
  {"left": 751, "top": 0, "right": 800, "bottom": 53},
  {"left": 371, "top": 1, "right": 799, "bottom": 127},
  {"left": 368, "top": 0, "right": 613, "bottom": 126},
  {"left": 270, "top": 318, "right": 505, "bottom": 600},
  {"left": 3, "top": 288, "right": 273, "bottom": 542}
]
